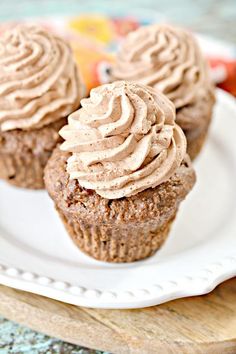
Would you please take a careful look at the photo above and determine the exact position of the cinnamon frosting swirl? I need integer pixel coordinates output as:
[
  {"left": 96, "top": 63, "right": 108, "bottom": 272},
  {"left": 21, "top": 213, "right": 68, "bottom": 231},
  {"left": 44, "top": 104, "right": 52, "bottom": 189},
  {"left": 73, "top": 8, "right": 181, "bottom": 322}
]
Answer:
[
  {"left": 60, "top": 81, "right": 187, "bottom": 199},
  {"left": 0, "top": 24, "right": 84, "bottom": 131},
  {"left": 112, "top": 24, "right": 214, "bottom": 110}
]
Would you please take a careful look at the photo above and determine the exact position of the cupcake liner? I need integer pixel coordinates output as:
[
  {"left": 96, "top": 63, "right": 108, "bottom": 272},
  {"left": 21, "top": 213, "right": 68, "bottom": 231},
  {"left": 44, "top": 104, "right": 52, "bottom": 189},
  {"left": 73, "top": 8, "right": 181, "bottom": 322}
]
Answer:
[
  {"left": 0, "top": 118, "right": 66, "bottom": 189},
  {"left": 56, "top": 205, "right": 176, "bottom": 263},
  {"left": 177, "top": 94, "right": 215, "bottom": 160},
  {"left": 0, "top": 151, "right": 50, "bottom": 189},
  {"left": 186, "top": 127, "right": 209, "bottom": 160},
  {"left": 186, "top": 119, "right": 211, "bottom": 160}
]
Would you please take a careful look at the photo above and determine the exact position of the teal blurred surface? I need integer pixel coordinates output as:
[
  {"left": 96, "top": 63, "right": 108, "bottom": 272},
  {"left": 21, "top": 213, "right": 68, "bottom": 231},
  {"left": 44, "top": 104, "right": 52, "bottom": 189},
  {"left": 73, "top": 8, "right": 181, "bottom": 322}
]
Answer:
[
  {"left": 0, "top": 1, "right": 235, "bottom": 353},
  {"left": 0, "top": 317, "right": 107, "bottom": 353},
  {"left": 0, "top": 0, "right": 235, "bottom": 42}
]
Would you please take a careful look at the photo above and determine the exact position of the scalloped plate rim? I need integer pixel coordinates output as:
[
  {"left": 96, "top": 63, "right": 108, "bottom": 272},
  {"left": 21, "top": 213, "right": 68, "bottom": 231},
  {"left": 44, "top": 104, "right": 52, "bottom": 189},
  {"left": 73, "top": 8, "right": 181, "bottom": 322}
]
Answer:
[{"left": 0, "top": 88, "right": 236, "bottom": 309}]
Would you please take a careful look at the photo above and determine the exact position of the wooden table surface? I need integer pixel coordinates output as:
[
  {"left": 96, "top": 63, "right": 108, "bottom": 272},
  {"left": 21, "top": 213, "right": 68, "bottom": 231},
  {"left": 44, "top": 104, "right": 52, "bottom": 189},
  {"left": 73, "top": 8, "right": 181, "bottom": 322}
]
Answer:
[
  {"left": 0, "top": 1, "right": 236, "bottom": 353},
  {"left": 0, "top": 279, "right": 236, "bottom": 354}
]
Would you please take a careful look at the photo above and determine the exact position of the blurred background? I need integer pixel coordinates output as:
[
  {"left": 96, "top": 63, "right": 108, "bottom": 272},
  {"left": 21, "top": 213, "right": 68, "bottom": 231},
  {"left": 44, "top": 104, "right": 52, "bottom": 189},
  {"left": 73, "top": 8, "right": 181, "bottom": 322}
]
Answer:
[
  {"left": 1, "top": 0, "right": 235, "bottom": 97},
  {"left": 0, "top": 0, "right": 235, "bottom": 41},
  {"left": 0, "top": 0, "right": 235, "bottom": 353}
]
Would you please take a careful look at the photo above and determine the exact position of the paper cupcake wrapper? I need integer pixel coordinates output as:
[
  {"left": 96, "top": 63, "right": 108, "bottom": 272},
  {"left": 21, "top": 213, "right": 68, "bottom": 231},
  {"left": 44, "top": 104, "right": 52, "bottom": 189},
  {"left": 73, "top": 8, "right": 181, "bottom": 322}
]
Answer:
[
  {"left": 0, "top": 150, "right": 49, "bottom": 189},
  {"left": 57, "top": 206, "right": 176, "bottom": 263}
]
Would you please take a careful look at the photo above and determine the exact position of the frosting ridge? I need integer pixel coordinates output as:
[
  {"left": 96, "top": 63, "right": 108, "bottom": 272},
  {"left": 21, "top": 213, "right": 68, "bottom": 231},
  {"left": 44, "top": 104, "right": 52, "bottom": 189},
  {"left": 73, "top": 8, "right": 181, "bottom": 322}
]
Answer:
[
  {"left": 0, "top": 24, "right": 84, "bottom": 131},
  {"left": 60, "top": 81, "right": 187, "bottom": 199}
]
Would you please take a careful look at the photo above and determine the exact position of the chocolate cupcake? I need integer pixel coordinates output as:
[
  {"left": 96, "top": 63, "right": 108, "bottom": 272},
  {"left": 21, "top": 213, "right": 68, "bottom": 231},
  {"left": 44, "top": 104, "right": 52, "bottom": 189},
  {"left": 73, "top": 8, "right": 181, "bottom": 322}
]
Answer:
[
  {"left": 112, "top": 24, "right": 215, "bottom": 160},
  {"left": 45, "top": 81, "right": 196, "bottom": 263},
  {"left": 0, "top": 24, "right": 84, "bottom": 189}
]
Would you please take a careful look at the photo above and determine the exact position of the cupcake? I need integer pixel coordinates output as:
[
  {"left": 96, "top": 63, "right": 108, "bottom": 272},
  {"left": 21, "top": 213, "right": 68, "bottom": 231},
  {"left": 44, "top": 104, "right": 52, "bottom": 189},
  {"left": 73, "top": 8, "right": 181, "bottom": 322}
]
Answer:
[
  {"left": 0, "top": 24, "right": 84, "bottom": 189},
  {"left": 112, "top": 24, "right": 215, "bottom": 160},
  {"left": 45, "top": 81, "right": 196, "bottom": 263}
]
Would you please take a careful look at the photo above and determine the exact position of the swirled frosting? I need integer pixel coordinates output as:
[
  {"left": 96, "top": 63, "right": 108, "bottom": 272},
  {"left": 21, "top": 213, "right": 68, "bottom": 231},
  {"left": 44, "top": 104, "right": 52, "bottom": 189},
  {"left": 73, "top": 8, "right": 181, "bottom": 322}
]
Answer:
[
  {"left": 60, "top": 81, "right": 187, "bottom": 199},
  {"left": 0, "top": 24, "right": 84, "bottom": 131},
  {"left": 112, "top": 24, "right": 214, "bottom": 110}
]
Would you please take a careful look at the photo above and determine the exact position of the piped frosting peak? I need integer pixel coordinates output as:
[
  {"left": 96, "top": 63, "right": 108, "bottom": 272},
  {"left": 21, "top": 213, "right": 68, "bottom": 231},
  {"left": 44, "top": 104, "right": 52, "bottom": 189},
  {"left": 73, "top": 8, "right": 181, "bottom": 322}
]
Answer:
[{"left": 60, "top": 81, "right": 187, "bottom": 199}]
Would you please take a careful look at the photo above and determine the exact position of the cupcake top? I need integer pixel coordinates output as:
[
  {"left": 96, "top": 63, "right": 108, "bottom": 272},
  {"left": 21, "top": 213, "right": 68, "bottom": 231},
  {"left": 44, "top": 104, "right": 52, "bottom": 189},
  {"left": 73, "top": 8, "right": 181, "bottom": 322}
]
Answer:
[
  {"left": 112, "top": 24, "right": 214, "bottom": 110},
  {"left": 0, "top": 24, "right": 84, "bottom": 132},
  {"left": 60, "top": 81, "right": 186, "bottom": 199}
]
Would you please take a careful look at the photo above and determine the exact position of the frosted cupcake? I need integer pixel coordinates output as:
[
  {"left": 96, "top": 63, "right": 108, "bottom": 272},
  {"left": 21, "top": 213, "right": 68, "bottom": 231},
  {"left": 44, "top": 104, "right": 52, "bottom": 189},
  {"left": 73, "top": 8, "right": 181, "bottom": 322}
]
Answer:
[
  {"left": 112, "top": 24, "right": 215, "bottom": 159},
  {"left": 45, "top": 81, "right": 196, "bottom": 263},
  {"left": 0, "top": 24, "right": 84, "bottom": 189}
]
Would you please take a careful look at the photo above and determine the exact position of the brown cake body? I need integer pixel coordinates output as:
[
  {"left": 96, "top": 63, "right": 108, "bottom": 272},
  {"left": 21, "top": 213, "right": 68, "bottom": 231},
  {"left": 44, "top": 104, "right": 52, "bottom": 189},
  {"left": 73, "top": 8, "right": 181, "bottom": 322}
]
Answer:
[
  {"left": 45, "top": 148, "right": 196, "bottom": 262},
  {"left": 0, "top": 119, "right": 66, "bottom": 189}
]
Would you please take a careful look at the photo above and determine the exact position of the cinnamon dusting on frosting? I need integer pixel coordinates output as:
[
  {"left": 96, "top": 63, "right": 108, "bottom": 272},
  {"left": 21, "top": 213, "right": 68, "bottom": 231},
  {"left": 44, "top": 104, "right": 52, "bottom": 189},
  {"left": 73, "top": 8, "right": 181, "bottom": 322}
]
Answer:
[
  {"left": 60, "top": 81, "right": 187, "bottom": 199},
  {"left": 0, "top": 24, "right": 84, "bottom": 131},
  {"left": 112, "top": 24, "right": 214, "bottom": 111}
]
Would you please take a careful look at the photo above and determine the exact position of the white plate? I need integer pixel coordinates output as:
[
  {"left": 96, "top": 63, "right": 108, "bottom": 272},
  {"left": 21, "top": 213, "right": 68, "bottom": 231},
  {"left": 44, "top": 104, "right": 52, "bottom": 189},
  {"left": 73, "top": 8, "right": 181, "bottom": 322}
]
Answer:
[{"left": 0, "top": 89, "right": 236, "bottom": 309}]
